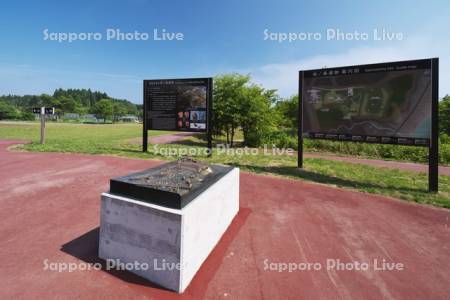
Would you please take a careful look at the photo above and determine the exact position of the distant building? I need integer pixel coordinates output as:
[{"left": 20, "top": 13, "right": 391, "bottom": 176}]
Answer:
[
  {"left": 63, "top": 113, "right": 101, "bottom": 123},
  {"left": 81, "top": 114, "right": 100, "bottom": 123},
  {"left": 119, "top": 115, "right": 139, "bottom": 122},
  {"left": 64, "top": 113, "right": 80, "bottom": 119},
  {"left": 81, "top": 114, "right": 97, "bottom": 119}
]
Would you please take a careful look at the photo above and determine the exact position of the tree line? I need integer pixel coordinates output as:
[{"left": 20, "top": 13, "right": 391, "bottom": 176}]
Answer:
[{"left": 0, "top": 88, "right": 140, "bottom": 122}]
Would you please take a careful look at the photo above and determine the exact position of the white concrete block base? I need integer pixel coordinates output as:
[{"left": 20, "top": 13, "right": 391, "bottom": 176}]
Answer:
[{"left": 99, "top": 168, "right": 239, "bottom": 293}]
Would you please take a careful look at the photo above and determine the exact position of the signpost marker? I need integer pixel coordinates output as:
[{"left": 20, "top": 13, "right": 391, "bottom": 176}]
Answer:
[
  {"left": 32, "top": 107, "right": 55, "bottom": 145},
  {"left": 40, "top": 107, "right": 45, "bottom": 144}
]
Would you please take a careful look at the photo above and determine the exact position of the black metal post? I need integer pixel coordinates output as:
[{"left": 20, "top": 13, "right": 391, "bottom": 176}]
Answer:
[
  {"left": 298, "top": 71, "right": 303, "bottom": 168},
  {"left": 207, "top": 78, "right": 213, "bottom": 157},
  {"left": 143, "top": 81, "right": 148, "bottom": 152},
  {"left": 429, "top": 58, "right": 439, "bottom": 192}
]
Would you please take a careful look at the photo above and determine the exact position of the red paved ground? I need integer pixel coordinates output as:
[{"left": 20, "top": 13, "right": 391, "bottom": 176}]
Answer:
[{"left": 1, "top": 140, "right": 450, "bottom": 299}]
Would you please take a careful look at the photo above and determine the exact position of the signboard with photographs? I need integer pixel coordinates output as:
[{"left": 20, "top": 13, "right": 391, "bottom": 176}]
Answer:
[{"left": 144, "top": 78, "right": 211, "bottom": 132}]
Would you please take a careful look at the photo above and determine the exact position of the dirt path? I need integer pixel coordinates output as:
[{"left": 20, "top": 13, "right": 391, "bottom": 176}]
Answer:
[
  {"left": 150, "top": 132, "right": 201, "bottom": 144},
  {"left": 304, "top": 152, "right": 450, "bottom": 176},
  {"left": 127, "top": 132, "right": 201, "bottom": 145},
  {"left": 1, "top": 139, "right": 449, "bottom": 299}
]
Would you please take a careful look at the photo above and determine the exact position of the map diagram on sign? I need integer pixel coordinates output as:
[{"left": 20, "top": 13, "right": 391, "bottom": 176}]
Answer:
[{"left": 302, "top": 69, "right": 432, "bottom": 139}]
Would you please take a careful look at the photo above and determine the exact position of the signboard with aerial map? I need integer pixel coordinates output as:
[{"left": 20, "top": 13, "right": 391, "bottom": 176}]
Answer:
[{"left": 301, "top": 59, "right": 434, "bottom": 146}]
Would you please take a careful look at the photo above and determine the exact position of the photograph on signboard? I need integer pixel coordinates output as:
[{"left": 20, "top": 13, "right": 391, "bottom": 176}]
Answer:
[
  {"left": 177, "top": 85, "right": 207, "bottom": 109},
  {"left": 189, "top": 110, "right": 206, "bottom": 129}
]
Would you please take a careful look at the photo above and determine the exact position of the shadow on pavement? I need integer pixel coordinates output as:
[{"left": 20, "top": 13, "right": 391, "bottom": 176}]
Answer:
[
  {"left": 60, "top": 227, "right": 166, "bottom": 289},
  {"left": 61, "top": 207, "right": 252, "bottom": 298}
]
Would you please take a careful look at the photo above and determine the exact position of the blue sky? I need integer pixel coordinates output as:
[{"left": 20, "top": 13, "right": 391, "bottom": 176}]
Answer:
[{"left": 0, "top": 0, "right": 449, "bottom": 103}]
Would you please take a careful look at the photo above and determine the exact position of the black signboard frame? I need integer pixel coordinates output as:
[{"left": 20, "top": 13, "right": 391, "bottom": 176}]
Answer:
[
  {"left": 143, "top": 77, "right": 213, "bottom": 156},
  {"left": 298, "top": 58, "right": 439, "bottom": 192}
]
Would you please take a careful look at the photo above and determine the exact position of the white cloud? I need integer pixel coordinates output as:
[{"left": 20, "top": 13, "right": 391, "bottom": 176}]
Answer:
[{"left": 248, "top": 35, "right": 449, "bottom": 98}]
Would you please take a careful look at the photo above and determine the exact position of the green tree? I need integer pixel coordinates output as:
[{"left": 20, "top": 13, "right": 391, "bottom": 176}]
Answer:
[
  {"left": 19, "top": 112, "right": 36, "bottom": 121},
  {"left": 0, "top": 101, "right": 19, "bottom": 119},
  {"left": 53, "top": 96, "right": 79, "bottom": 117},
  {"left": 213, "top": 74, "right": 250, "bottom": 146},
  {"left": 40, "top": 94, "right": 54, "bottom": 107},
  {"left": 440, "top": 95, "right": 450, "bottom": 135},
  {"left": 239, "top": 85, "right": 277, "bottom": 147},
  {"left": 274, "top": 95, "right": 299, "bottom": 129},
  {"left": 112, "top": 102, "right": 127, "bottom": 123},
  {"left": 136, "top": 104, "right": 143, "bottom": 120},
  {"left": 93, "top": 99, "right": 114, "bottom": 123}
]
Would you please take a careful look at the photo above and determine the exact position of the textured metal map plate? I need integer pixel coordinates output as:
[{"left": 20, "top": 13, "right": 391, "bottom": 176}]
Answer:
[{"left": 109, "top": 158, "right": 233, "bottom": 209}]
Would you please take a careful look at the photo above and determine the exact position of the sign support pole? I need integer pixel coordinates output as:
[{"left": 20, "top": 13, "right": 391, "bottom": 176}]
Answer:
[
  {"left": 143, "top": 84, "right": 148, "bottom": 152},
  {"left": 298, "top": 71, "right": 303, "bottom": 168},
  {"left": 207, "top": 78, "right": 213, "bottom": 157},
  {"left": 429, "top": 58, "right": 439, "bottom": 192}
]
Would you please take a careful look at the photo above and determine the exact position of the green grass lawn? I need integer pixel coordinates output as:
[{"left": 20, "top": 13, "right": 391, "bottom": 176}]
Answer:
[
  {"left": 0, "top": 121, "right": 172, "bottom": 154},
  {"left": 1, "top": 121, "right": 449, "bottom": 208}
]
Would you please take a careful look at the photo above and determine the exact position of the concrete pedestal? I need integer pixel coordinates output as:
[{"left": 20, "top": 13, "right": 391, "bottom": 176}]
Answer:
[{"left": 99, "top": 167, "right": 239, "bottom": 293}]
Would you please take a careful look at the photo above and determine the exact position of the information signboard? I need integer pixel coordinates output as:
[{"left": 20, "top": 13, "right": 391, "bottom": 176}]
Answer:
[{"left": 142, "top": 78, "right": 213, "bottom": 154}]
